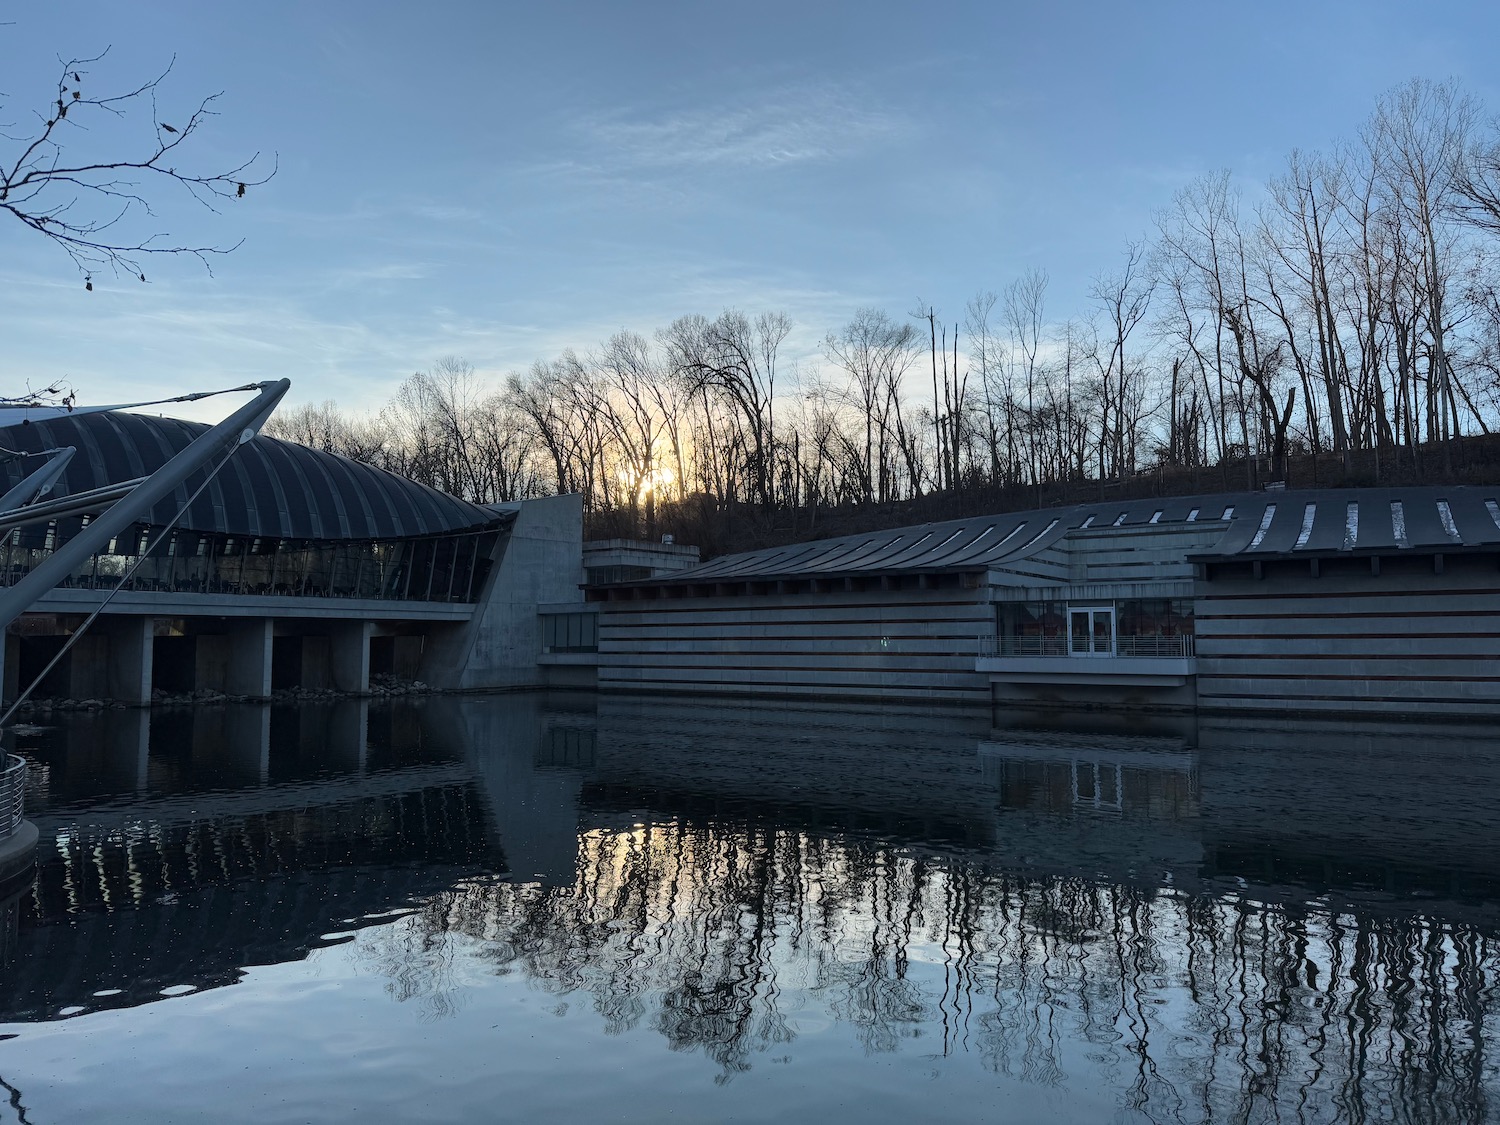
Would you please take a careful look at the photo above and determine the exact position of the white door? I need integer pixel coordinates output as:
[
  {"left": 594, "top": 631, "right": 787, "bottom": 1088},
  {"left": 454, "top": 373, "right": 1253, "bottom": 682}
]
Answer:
[{"left": 1068, "top": 607, "right": 1114, "bottom": 656}]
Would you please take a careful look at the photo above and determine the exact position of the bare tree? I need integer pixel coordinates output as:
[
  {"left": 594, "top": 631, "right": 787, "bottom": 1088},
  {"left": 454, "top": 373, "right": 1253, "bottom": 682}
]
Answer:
[
  {"left": 1003, "top": 269, "right": 1048, "bottom": 486},
  {"left": 0, "top": 50, "right": 274, "bottom": 285},
  {"left": 823, "top": 309, "right": 919, "bottom": 503},
  {"left": 262, "top": 400, "right": 392, "bottom": 464},
  {"left": 666, "top": 310, "right": 789, "bottom": 507},
  {"left": 1088, "top": 242, "right": 1154, "bottom": 480},
  {"left": 1370, "top": 79, "right": 1477, "bottom": 463}
]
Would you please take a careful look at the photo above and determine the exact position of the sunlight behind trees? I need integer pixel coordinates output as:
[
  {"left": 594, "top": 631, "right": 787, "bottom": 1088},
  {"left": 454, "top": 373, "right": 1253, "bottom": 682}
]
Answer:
[{"left": 264, "top": 78, "right": 1500, "bottom": 547}]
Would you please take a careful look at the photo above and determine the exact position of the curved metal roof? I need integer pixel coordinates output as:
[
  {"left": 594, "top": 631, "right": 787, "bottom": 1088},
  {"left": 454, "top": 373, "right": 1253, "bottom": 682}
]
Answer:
[
  {"left": 0, "top": 410, "right": 500, "bottom": 541},
  {"left": 642, "top": 486, "right": 1500, "bottom": 584}
]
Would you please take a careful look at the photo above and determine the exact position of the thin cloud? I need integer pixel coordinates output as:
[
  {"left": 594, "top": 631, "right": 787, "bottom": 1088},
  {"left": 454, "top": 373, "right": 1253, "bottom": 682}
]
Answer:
[{"left": 579, "top": 83, "right": 907, "bottom": 170}]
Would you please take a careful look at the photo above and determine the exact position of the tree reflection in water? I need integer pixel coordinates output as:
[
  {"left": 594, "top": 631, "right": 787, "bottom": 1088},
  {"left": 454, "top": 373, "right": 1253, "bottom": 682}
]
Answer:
[
  {"left": 362, "top": 815, "right": 1498, "bottom": 1123},
  {"left": 6, "top": 697, "right": 1499, "bottom": 1123}
]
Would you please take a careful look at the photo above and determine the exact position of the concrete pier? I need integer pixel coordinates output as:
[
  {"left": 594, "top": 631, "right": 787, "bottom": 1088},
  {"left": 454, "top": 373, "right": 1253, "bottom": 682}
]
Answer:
[
  {"left": 104, "top": 618, "right": 154, "bottom": 706},
  {"left": 227, "top": 620, "right": 274, "bottom": 699},
  {"left": 331, "top": 621, "right": 372, "bottom": 693}
]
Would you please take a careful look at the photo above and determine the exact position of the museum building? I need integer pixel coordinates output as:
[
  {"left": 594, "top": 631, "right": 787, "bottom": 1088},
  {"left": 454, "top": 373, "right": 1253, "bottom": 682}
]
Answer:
[
  {"left": 586, "top": 486, "right": 1500, "bottom": 719},
  {"left": 0, "top": 408, "right": 584, "bottom": 703}
]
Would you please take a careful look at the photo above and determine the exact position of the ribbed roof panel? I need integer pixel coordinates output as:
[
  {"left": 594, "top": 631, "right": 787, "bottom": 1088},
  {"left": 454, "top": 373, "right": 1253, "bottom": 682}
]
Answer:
[{"left": 0, "top": 410, "right": 500, "bottom": 540}]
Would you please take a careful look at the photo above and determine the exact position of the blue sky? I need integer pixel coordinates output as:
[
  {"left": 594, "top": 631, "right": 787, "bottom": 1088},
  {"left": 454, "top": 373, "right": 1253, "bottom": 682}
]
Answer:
[{"left": 3, "top": 0, "right": 1499, "bottom": 420}]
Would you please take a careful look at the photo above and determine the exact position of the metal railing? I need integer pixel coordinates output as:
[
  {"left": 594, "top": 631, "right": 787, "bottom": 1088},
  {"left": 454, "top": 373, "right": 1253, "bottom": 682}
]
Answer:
[
  {"left": 0, "top": 755, "right": 27, "bottom": 839},
  {"left": 979, "top": 634, "right": 1195, "bottom": 659}
]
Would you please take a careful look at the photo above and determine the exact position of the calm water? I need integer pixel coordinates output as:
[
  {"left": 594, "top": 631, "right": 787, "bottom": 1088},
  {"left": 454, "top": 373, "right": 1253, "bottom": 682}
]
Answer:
[{"left": 0, "top": 695, "right": 1496, "bottom": 1123}]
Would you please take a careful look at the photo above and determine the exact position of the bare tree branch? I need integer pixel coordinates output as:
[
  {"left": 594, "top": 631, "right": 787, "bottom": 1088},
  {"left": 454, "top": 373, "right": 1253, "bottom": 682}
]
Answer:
[{"left": 0, "top": 48, "right": 275, "bottom": 286}]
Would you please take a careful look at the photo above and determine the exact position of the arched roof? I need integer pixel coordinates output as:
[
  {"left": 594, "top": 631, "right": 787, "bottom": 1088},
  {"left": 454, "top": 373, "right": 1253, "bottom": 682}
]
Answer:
[{"left": 0, "top": 410, "right": 500, "bottom": 541}]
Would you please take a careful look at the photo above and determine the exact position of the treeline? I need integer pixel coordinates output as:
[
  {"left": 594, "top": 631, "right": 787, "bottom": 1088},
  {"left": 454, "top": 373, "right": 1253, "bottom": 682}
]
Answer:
[{"left": 266, "top": 78, "right": 1500, "bottom": 549}]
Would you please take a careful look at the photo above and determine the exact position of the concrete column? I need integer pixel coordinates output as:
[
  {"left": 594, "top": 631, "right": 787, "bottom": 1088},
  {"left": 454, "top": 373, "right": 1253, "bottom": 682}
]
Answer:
[
  {"left": 330, "top": 621, "right": 373, "bottom": 693},
  {"left": 227, "top": 620, "right": 274, "bottom": 698},
  {"left": 105, "top": 618, "right": 154, "bottom": 706}
]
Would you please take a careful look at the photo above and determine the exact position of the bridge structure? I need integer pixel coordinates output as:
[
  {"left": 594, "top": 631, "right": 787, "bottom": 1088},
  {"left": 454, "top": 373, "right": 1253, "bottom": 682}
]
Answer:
[{"left": 0, "top": 406, "right": 584, "bottom": 705}]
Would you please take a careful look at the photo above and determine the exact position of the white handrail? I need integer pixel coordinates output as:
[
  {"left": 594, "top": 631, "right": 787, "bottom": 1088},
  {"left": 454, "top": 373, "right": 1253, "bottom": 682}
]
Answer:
[{"left": 979, "top": 634, "right": 1195, "bottom": 658}]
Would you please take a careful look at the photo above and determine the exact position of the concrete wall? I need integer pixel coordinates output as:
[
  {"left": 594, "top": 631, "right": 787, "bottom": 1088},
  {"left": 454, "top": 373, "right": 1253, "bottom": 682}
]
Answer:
[
  {"left": 1196, "top": 552, "right": 1500, "bottom": 719},
  {"left": 421, "top": 494, "right": 586, "bottom": 690},
  {"left": 582, "top": 538, "right": 700, "bottom": 577},
  {"left": 989, "top": 677, "right": 1198, "bottom": 711},
  {"left": 596, "top": 583, "right": 994, "bottom": 703}
]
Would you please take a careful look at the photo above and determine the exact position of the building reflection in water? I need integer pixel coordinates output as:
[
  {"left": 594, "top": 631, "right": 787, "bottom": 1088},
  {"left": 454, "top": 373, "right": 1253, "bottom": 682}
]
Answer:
[{"left": 0, "top": 694, "right": 1498, "bottom": 1122}]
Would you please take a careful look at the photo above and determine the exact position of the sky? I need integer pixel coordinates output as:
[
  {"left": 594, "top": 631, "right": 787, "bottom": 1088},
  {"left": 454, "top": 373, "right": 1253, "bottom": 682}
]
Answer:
[{"left": 3, "top": 0, "right": 1500, "bottom": 422}]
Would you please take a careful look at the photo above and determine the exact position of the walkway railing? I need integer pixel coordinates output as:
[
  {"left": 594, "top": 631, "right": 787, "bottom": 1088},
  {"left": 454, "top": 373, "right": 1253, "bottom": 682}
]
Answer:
[
  {"left": 979, "top": 634, "right": 1195, "bottom": 658},
  {"left": 0, "top": 755, "right": 27, "bottom": 839}
]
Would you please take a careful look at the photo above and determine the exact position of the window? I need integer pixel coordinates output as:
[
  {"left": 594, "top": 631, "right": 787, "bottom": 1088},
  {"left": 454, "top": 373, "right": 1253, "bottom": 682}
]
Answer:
[
  {"left": 997, "top": 600, "right": 1066, "bottom": 655},
  {"left": 586, "top": 564, "right": 653, "bottom": 586},
  {"left": 540, "top": 611, "right": 598, "bottom": 653},
  {"left": 1115, "top": 598, "right": 1194, "bottom": 638}
]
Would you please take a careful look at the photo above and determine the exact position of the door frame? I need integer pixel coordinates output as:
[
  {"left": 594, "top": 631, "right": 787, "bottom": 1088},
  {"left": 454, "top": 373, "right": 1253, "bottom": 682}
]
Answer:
[{"left": 1067, "top": 605, "right": 1115, "bottom": 657}]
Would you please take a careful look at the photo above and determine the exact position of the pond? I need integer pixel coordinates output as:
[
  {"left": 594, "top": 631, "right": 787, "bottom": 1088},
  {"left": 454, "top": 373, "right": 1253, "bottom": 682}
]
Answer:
[{"left": 0, "top": 693, "right": 1495, "bottom": 1123}]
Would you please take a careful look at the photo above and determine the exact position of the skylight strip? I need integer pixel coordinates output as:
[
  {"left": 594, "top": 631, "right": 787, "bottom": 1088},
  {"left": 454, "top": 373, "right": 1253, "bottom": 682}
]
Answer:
[
  {"left": 1015, "top": 518, "right": 1061, "bottom": 555},
  {"left": 1080, "top": 515, "right": 1096, "bottom": 529},
  {"left": 1112, "top": 512, "right": 1128, "bottom": 527},
  {"left": 1342, "top": 502, "right": 1358, "bottom": 551},
  {"left": 1222, "top": 505, "right": 1235, "bottom": 520},
  {"left": 928, "top": 528, "right": 967, "bottom": 553},
  {"left": 1391, "top": 501, "right": 1409, "bottom": 548},
  {"left": 970, "top": 523, "right": 1025, "bottom": 562},
  {"left": 1149, "top": 510, "right": 1163, "bottom": 524},
  {"left": 1486, "top": 499, "right": 1500, "bottom": 532},
  {"left": 1247, "top": 504, "right": 1276, "bottom": 551},
  {"left": 1294, "top": 503, "right": 1316, "bottom": 550},
  {"left": 1186, "top": 508, "right": 1200, "bottom": 522},
  {"left": 1436, "top": 499, "right": 1461, "bottom": 543}
]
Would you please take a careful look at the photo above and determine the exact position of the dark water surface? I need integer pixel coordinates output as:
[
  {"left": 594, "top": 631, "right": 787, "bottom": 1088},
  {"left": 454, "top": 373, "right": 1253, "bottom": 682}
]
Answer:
[{"left": 0, "top": 694, "right": 1497, "bottom": 1123}]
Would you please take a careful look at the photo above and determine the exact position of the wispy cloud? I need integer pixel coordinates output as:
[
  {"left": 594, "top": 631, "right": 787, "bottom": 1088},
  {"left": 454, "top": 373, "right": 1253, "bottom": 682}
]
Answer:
[{"left": 578, "top": 83, "right": 907, "bottom": 170}]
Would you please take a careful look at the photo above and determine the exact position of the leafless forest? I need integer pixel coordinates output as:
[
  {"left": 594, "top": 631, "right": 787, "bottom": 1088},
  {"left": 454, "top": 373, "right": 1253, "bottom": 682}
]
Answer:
[{"left": 267, "top": 79, "right": 1500, "bottom": 553}]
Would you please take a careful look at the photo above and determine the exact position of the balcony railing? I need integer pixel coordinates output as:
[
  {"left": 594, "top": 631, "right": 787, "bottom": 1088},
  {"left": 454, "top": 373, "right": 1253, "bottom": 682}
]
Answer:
[
  {"left": 979, "top": 634, "right": 1195, "bottom": 658},
  {"left": 0, "top": 755, "right": 27, "bottom": 839}
]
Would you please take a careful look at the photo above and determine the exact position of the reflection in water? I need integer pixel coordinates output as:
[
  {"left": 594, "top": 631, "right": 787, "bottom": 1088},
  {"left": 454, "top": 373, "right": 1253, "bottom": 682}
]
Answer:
[{"left": 0, "top": 695, "right": 1497, "bottom": 1122}]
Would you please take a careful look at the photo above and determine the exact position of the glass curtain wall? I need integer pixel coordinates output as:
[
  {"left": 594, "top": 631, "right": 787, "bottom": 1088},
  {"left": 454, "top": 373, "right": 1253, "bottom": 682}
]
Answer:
[{"left": 0, "top": 523, "right": 500, "bottom": 604}]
